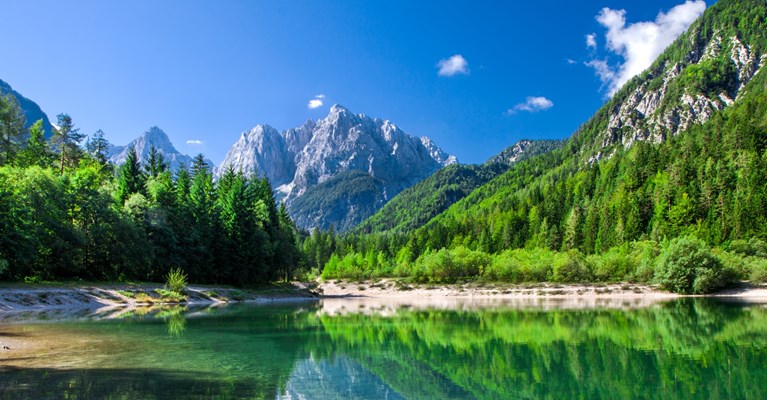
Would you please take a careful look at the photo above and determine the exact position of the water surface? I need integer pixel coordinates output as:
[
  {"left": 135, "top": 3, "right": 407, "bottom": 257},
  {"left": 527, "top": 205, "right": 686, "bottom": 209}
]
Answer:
[{"left": 1, "top": 298, "right": 765, "bottom": 399}]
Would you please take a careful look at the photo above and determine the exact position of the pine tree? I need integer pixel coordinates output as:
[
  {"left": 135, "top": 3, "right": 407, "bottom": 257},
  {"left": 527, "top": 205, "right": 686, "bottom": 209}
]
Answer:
[
  {"left": 17, "top": 119, "right": 51, "bottom": 168},
  {"left": 85, "top": 129, "right": 110, "bottom": 166},
  {"left": 144, "top": 145, "right": 168, "bottom": 177},
  {"left": 52, "top": 114, "right": 85, "bottom": 174},
  {"left": 116, "top": 146, "right": 146, "bottom": 204},
  {"left": 0, "top": 94, "right": 25, "bottom": 166}
]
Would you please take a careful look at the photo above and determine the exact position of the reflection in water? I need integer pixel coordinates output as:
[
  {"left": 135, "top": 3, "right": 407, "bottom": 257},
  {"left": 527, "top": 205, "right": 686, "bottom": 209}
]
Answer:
[
  {"left": 159, "top": 307, "right": 187, "bottom": 337},
  {"left": 0, "top": 299, "right": 766, "bottom": 399}
]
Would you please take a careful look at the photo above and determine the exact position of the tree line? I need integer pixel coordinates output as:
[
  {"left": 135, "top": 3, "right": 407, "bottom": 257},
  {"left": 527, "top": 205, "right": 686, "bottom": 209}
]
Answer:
[{"left": 0, "top": 93, "right": 302, "bottom": 284}]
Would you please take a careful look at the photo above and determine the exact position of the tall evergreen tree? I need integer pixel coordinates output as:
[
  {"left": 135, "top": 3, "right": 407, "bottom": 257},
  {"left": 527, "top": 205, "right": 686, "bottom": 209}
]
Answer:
[
  {"left": 52, "top": 114, "right": 84, "bottom": 174},
  {"left": 116, "top": 146, "right": 146, "bottom": 204},
  {"left": 17, "top": 119, "right": 51, "bottom": 168},
  {"left": 144, "top": 145, "right": 168, "bottom": 178},
  {"left": 85, "top": 129, "right": 110, "bottom": 166},
  {"left": 0, "top": 94, "right": 25, "bottom": 166}
]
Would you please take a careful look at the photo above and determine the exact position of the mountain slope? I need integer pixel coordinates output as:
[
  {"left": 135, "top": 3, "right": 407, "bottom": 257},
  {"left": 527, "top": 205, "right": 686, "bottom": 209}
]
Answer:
[
  {"left": 108, "top": 126, "right": 203, "bottom": 171},
  {"left": 0, "top": 79, "right": 54, "bottom": 137},
  {"left": 217, "top": 104, "right": 456, "bottom": 231},
  {"left": 403, "top": 0, "right": 767, "bottom": 255},
  {"left": 352, "top": 139, "right": 563, "bottom": 234},
  {"left": 324, "top": 0, "right": 767, "bottom": 278}
]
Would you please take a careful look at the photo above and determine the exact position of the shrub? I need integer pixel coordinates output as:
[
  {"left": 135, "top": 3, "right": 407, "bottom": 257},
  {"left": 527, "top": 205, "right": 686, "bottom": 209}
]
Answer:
[
  {"left": 750, "top": 258, "right": 767, "bottom": 283},
  {"left": 414, "top": 246, "right": 490, "bottom": 283},
  {"left": 655, "top": 236, "right": 728, "bottom": 294},
  {"left": 551, "top": 250, "right": 592, "bottom": 283},
  {"left": 165, "top": 268, "right": 188, "bottom": 294},
  {"left": 482, "top": 248, "right": 555, "bottom": 283}
]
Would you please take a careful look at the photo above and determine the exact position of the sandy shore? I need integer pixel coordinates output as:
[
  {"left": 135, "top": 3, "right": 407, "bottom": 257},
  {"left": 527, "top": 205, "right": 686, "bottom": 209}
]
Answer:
[
  {"left": 0, "top": 283, "right": 317, "bottom": 321},
  {"left": 0, "top": 279, "right": 765, "bottom": 321}
]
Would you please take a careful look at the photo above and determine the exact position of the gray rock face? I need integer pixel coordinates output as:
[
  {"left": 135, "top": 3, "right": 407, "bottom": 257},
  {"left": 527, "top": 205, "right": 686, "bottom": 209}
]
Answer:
[
  {"left": 217, "top": 104, "right": 457, "bottom": 230},
  {"left": 587, "top": 33, "right": 765, "bottom": 163},
  {"left": 109, "top": 126, "right": 202, "bottom": 172}
]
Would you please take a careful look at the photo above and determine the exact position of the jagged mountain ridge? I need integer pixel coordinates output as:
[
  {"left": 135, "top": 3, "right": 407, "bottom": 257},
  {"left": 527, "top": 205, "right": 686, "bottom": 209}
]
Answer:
[
  {"left": 108, "top": 126, "right": 207, "bottom": 171},
  {"left": 217, "top": 104, "right": 456, "bottom": 230},
  {"left": 0, "top": 79, "right": 55, "bottom": 138}
]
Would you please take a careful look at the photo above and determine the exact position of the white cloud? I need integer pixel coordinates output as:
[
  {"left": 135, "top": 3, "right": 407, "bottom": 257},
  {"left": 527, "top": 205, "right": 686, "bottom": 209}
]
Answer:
[
  {"left": 308, "top": 99, "right": 323, "bottom": 109},
  {"left": 437, "top": 54, "right": 469, "bottom": 76},
  {"left": 585, "top": 59, "right": 615, "bottom": 85},
  {"left": 507, "top": 96, "right": 554, "bottom": 114},
  {"left": 586, "top": 33, "right": 597, "bottom": 49},
  {"left": 186, "top": 139, "right": 204, "bottom": 145},
  {"left": 587, "top": 0, "right": 706, "bottom": 96},
  {"left": 566, "top": 58, "right": 577, "bottom": 65},
  {"left": 315, "top": 94, "right": 326, "bottom": 99}
]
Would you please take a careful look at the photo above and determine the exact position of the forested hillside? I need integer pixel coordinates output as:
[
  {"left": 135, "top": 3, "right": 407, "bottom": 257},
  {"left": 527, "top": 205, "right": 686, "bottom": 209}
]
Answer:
[
  {"left": 318, "top": 0, "right": 767, "bottom": 293},
  {"left": 352, "top": 140, "right": 563, "bottom": 235},
  {"left": 0, "top": 108, "right": 301, "bottom": 284}
]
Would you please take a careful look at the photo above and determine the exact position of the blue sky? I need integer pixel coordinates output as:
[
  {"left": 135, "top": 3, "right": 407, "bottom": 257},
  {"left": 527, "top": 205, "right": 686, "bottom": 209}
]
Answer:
[{"left": 0, "top": 0, "right": 708, "bottom": 164}]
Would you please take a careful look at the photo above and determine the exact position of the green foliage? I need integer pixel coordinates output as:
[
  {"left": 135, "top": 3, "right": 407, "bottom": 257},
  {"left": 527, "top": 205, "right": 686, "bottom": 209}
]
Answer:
[
  {"left": 155, "top": 288, "right": 185, "bottom": 302},
  {"left": 655, "top": 236, "right": 728, "bottom": 294},
  {"left": 165, "top": 268, "right": 188, "bottom": 294},
  {"left": 319, "top": 0, "right": 767, "bottom": 288},
  {"left": 411, "top": 246, "right": 491, "bottom": 283},
  {"left": 354, "top": 140, "right": 563, "bottom": 235},
  {"left": 0, "top": 93, "right": 25, "bottom": 166}
]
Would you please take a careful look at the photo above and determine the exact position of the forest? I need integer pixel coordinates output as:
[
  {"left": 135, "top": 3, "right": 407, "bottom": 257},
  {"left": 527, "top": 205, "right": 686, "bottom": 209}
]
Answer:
[
  {"left": 304, "top": 0, "right": 767, "bottom": 294},
  {"left": 0, "top": 98, "right": 301, "bottom": 285}
]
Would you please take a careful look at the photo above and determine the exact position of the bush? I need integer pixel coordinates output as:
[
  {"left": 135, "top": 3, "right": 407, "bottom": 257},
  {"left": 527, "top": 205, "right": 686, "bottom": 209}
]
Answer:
[
  {"left": 655, "top": 237, "right": 728, "bottom": 294},
  {"left": 415, "top": 246, "right": 490, "bottom": 283},
  {"left": 551, "top": 250, "right": 592, "bottom": 283},
  {"left": 482, "top": 248, "right": 556, "bottom": 283},
  {"left": 750, "top": 258, "right": 767, "bottom": 283},
  {"left": 165, "top": 268, "right": 188, "bottom": 294}
]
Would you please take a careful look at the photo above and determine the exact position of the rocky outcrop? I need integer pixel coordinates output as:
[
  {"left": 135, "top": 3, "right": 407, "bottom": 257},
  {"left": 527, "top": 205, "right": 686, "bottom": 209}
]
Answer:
[{"left": 589, "top": 32, "right": 765, "bottom": 162}]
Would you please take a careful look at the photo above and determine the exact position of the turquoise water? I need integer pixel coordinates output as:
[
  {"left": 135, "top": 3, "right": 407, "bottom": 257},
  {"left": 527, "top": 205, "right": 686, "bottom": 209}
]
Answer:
[{"left": 1, "top": 299, "right": 766, "bottom": 399}]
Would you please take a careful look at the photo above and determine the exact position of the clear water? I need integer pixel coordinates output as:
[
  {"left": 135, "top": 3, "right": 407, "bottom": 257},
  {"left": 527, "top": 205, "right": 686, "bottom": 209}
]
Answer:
[{"left": 1, "top": 298, "right": 766, "bottom": 399}]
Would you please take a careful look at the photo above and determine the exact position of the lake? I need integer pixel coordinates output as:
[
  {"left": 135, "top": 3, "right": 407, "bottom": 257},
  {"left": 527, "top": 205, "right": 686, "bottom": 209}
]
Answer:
[{"left": 1, "top": 297, "right": 766, "bottom": 399}]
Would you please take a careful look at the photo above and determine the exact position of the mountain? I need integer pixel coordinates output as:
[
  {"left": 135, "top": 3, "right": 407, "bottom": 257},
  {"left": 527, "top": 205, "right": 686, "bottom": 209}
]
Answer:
[
  {"left": 353, "top": 139, "right": 563, "bottom": 234},
  {"left": 402, "top": 0, "right": 767, "bottom": 253},
  {"left": 108, "top": 126, "right": 203, "bottom": 171},
  {"left": 0, "top": 79, "right": 54, "bottom": 138},
  {"left": 326, "top": 0, "right": 767, "bottom": 274},
  {"left": 217, "top": 104, "right": 456, "bottom": 231}
]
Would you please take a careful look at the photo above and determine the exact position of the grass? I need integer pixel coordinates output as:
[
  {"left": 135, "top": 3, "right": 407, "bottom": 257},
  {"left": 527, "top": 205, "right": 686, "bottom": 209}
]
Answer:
[{"left": 155, "top": 289, "right": 186, "bottom": 303}]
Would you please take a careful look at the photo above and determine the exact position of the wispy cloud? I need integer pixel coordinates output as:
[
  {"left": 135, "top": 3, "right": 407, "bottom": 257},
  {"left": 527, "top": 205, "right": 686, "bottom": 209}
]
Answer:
[
  {"left": 506, "top": 96, "right": 554, "bottom": 114},
  {"left": 586, "top": 0, "right": 706, "bottom": 96},
  {"left": 437, "top": 54, "right": 469, "bottom": 77},
  {"left": 586, "top": 33, "right": 597, "bottom": 49},
  {"left": 307, "top": 94, "right": 325, "bottom": 109},
  {"left": 566, "top": 58, "right": 578, "bottom": 65},
  {"left": 186, "top": 139, "right": 204, "bottom": 145}
]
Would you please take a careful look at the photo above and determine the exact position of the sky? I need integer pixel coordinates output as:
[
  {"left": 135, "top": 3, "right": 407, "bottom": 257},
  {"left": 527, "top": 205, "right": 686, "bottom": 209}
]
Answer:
[{"left": 0, "top": 0, "right": 709, "bottom": 165}]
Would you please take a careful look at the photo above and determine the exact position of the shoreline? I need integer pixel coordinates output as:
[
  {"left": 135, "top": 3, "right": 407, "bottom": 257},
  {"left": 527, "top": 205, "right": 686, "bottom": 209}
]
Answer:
[{"left": 1, "top": 279, "right": 765, "bottom": 319}]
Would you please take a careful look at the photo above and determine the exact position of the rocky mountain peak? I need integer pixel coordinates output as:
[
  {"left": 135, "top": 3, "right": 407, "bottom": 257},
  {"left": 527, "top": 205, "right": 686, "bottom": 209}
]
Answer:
[
  {"left": 108, "top": 126, "right": 200, "bottom": 172},
  {"left": 217, "top": 105, "right": 456, "bottom": 230}
]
